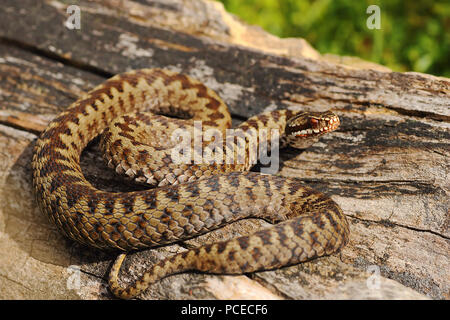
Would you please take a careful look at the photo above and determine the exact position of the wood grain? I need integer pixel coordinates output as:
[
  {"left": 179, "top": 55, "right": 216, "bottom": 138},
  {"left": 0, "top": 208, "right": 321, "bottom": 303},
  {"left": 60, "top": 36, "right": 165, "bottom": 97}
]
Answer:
[{"left": 0, "top": 0, "right": 447, "bottom": 300}]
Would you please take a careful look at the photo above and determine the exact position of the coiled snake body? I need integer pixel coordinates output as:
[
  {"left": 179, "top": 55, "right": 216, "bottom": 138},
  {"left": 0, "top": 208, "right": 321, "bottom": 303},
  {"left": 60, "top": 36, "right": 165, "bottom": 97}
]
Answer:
[{"left": 32, "top": 68, "right": 349, "bottom": 299}]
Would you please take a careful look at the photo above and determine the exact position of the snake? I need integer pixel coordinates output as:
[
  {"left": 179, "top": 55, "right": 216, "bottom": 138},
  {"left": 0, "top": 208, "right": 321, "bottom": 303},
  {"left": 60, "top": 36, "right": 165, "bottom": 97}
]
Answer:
[{"left": 31, "top": 68, "right": 350, "bottom": 299}]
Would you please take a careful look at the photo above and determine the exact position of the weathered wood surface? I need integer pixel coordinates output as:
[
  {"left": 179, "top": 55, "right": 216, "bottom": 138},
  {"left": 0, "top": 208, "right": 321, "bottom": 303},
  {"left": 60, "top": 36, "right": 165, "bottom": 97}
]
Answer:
[{"left": 0, "top": 0, "right": 448, "bottom": 300}]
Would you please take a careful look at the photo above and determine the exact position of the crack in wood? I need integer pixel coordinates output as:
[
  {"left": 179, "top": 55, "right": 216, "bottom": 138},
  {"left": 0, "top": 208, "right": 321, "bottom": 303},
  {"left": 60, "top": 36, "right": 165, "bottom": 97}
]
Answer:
[
  {"left": 0, "top": 37, "right": 112, "bottom": 79},
  {"left": 347, "top": 214, "right": 449, "bottom": 240}
]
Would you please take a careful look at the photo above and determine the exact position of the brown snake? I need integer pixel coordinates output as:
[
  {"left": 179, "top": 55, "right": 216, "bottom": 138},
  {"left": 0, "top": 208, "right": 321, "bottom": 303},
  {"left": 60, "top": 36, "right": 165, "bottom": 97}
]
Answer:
[{"left": 31, "top": 68, "right": 349, "bottom": 299}]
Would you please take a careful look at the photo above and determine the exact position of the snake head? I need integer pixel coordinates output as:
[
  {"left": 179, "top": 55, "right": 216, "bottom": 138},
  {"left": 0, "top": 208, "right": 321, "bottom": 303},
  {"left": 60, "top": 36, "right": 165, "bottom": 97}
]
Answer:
[{"left": 285, "top": 111, "right": 340, "bottom": 148}]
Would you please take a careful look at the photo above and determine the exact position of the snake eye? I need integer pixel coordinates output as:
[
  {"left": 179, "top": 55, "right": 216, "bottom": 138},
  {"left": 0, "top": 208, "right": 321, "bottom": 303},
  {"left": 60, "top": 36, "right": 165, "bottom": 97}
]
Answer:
[{"left": 310, "top": 118, "right": 319, "bottom": 127}]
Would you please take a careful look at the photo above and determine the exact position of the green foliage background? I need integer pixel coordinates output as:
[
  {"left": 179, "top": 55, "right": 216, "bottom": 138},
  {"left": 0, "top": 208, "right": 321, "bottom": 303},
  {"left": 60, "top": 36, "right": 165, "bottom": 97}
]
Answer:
[{"left": 218, "top": 0, "right": 449, "bottom": 77}]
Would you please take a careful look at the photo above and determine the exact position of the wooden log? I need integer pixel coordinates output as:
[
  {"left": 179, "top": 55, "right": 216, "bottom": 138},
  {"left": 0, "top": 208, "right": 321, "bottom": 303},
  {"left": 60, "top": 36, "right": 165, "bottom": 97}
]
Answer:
[{"left": 0, "top": 0, "right": 447, "bottom": 299}]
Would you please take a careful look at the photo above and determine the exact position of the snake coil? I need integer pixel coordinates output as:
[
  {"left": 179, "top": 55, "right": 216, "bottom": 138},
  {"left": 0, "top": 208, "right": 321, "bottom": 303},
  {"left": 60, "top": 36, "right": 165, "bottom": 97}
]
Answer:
[{"left": 32, "top": 69, "right": 349, "bottom": 299}]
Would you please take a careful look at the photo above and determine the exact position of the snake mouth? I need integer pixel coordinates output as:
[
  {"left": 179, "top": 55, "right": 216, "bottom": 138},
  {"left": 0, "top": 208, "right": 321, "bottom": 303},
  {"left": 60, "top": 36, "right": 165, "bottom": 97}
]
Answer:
[{"left": 285, "top": 112, "right": 340, "bottom": 138}]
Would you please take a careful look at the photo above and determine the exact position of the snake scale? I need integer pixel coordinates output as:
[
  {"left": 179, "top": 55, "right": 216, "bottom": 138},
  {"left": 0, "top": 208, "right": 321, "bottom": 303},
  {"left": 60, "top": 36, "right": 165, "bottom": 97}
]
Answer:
[{"left": 32, "top": 68, "right": 350, "bottom": 299}]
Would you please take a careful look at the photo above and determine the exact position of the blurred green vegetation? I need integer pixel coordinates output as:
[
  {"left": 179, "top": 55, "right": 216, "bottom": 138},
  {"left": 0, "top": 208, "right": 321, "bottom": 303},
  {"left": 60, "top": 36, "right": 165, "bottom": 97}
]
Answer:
[{"left": 218, "top": 0, "right": 449, "bottom": 77}]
